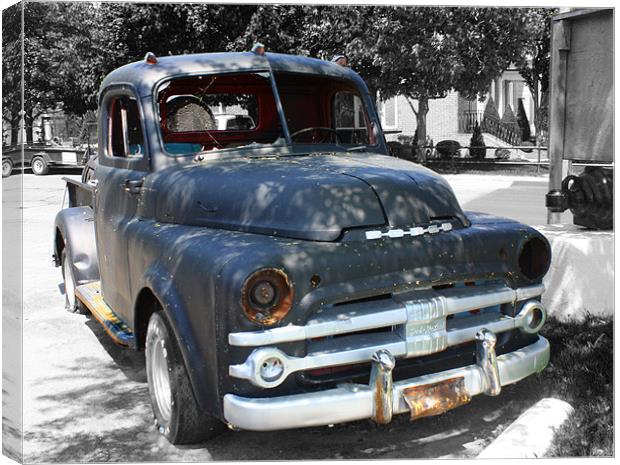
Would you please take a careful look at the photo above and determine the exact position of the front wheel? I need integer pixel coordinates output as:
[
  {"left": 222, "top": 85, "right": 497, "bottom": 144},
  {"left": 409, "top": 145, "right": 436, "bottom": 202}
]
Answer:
[
  {"left": 31, "top": 156, "right": 49, "bottom": 176},
  {"left": 2, "top": 158, "right": 13, "bottom": 178},
  {"left": 61, "top": 249, "right": 88, "bottom": 314},
  {"left": 145, "top": 311, "right": 224, "bottom": 444}
]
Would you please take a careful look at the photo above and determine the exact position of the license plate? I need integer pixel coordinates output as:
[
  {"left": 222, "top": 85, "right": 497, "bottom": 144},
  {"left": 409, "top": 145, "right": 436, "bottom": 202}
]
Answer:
[{"left": 401, "top": 377, "right": 471, "bottom": 420}]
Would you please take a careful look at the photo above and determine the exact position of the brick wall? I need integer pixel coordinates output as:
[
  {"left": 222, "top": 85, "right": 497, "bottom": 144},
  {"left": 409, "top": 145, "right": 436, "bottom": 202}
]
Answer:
[{"left": 382, "top": 91, "right": 462, "bottom": 142}]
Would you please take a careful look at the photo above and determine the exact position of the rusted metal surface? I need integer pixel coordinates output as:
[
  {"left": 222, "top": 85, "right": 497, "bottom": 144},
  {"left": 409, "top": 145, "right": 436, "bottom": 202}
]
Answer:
[
  {"left": 240, "top": 268, "right": 294, "bottom": 326},
  {"left": 370, "top": 350, "right": 395, "bottom": 424},
  {"left": 402, "top": 377, "right": 471, "bottom": 420}
]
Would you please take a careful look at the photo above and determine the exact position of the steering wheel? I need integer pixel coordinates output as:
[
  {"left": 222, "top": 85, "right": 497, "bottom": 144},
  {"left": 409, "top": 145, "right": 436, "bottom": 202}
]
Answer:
[{"left": 290, "top": 127, "right": 342, "bottom": 144}]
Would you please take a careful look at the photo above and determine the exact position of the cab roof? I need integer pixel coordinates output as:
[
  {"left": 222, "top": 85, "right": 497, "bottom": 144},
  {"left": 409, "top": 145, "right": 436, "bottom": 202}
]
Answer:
[{"left": 100, "top": 51, "right": 365, "bottom": 98}]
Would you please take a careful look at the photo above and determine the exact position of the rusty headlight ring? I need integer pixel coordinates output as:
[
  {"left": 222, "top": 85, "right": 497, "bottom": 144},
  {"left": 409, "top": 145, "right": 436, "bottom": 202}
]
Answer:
[{"left": 241, "top": 268, "right": 294, "bottom": 326}]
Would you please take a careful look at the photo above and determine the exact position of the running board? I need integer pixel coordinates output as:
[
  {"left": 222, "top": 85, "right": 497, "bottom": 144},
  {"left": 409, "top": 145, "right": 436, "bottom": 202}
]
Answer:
[{"left": 75, "top": 281, "right": 136, "bottom": 347}]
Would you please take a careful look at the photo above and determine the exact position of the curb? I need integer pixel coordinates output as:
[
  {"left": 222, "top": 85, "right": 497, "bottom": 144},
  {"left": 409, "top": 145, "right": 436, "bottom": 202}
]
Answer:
[{"left": 477, "top": 397, "right": 574, "bottom": 458}]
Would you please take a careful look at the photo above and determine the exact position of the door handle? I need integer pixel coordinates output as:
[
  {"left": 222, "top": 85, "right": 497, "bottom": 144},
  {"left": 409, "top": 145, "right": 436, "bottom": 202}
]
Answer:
[{"left": 124, "top": 178, "right": 143, "bottom": 194}]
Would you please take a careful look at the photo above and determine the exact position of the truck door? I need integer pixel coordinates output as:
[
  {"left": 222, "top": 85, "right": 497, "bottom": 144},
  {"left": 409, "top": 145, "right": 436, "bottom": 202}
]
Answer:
[{"left": 94, "top": 89, "right": 149, "bottom": 322}]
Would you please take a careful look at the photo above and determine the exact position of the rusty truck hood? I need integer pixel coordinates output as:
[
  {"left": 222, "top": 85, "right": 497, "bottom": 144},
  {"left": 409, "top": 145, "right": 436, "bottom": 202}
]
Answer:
[{"left": 149, "top": 152, "right": 469, "bottom": 241}]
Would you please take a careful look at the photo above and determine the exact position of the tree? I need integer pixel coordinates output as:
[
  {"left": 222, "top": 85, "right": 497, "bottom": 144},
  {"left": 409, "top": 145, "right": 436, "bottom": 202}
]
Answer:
[
  {"left": 236, "top": 5, "right": 386, "bottom": 100},
  {"left": 517, "top": 98, "right": 531, "bottom": 141},
  {"left": 373, "top": 7, "right": 534, "bottom": 159},
  {"left": 66, "top": 3, "right": 256, "bottom": 114},
  {"left": 21, "top": 2, "right": 74, "bottom": 142},
  {"left": 469, "top": 121, "right": 486, "bottom": 159},
  {"left": 516, "top": 8, "right": 557, "bottom": 145},
  {"left": 16, "top": 3, "right": 258, "bottom": 117},
  {"left": 2, "top": 2, "right": 97, "bottom": 143},
  {"left": 2, "top": 3, "right": 21, "bottom": 145}
]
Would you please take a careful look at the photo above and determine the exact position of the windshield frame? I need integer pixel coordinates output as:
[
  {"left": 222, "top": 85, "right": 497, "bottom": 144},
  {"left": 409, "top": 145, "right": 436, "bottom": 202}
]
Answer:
[{"left": 152, "top": 67, "right": 384, "bottom": 159}]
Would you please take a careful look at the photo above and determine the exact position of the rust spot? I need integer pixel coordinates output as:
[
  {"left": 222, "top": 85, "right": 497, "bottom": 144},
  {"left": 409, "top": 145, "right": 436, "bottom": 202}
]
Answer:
[
  {"left": 240, "top": 268, "right": 294, "bottom": 326},
  {"left": 402, "top": 377, "right": 471, "bottom": 420},
  {"left": 373, "top": 376, "right": 389, "bottom": 424}
]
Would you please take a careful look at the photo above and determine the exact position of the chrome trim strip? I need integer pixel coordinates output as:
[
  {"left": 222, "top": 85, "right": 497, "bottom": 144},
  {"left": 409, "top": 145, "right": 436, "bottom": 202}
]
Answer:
[
  {"left": 229, "top": 301, "right": 546, "bottom": 387},
  {"left": 223, "top": 337, "right": 550, "bottom": 431},
  {"left": 229, "top": 305, "right": 408, "bottom": 347},
  {"left": 229, "top": 339, "right": 407, "bottom": 389},
  {"left": 228, "top": 283, "right": 545, "bottom": 347},
  {"left": 365, "top": 222, "right": 453, "bottom": 240}
]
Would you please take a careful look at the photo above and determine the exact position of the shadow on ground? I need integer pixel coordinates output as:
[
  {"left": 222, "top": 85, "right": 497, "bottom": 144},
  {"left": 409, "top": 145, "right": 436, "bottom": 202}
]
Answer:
[{"left": 25, "top": 302, "right": 547, "bottom": 462}]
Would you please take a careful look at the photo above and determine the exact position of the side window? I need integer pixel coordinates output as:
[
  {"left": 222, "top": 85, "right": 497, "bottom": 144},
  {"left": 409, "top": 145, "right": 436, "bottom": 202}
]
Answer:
[
  {"left": 108, "top": 95, "right": 144, "bottom": 158},
  {"left": 333, "top": 91, "right": 369, "bottom": 144}
]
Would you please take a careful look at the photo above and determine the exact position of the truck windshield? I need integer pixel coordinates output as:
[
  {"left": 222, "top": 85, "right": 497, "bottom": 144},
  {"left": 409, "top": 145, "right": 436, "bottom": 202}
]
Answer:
[
  {"left": 274, "top": 71, "right": 376, "bottom": 148},
  {"left": 157, "top": 70, "right": 376, "bottom": 156}
]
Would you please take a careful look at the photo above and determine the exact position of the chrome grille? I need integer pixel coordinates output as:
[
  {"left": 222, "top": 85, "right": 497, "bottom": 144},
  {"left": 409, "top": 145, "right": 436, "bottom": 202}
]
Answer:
[{"left": 228, "top": 281, "right": 545, "bottom": 388}]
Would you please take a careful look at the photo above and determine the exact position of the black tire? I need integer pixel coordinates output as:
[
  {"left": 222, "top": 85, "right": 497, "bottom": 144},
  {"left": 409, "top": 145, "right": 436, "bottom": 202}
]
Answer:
[
  {"left": 31, "top": 156, "right": 49, "bottom": 176},
  {"left": 61, "top": 249, "right": 89, "bottom": 314},
  {"left": 2, "top": 158, "right": 13, "bottom": 178},
  {"left": 145, "top": 311, "right": 225, "bottom": 444}
]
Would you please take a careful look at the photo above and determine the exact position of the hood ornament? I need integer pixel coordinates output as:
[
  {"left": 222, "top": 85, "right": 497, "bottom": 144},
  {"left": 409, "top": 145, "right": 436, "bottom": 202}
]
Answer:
[{"left": 365, "top": 222, "right": 453, "bottom": 240}]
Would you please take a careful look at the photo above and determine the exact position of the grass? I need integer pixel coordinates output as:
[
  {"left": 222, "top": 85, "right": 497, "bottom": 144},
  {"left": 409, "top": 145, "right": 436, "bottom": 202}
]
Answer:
[{"left": 535, "top": 315, "right": 613, "bottom": 457}]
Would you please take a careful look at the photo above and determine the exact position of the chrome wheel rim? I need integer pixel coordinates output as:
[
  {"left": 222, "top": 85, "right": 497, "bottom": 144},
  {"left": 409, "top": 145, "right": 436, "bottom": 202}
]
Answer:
[
  {"left": 149, "top": 320, "right": 173, "bottom": 423},
  {"left": 33, "top": 159, "right": 43, "bottom": 174},
  {"left": 2, "top": 161, "right": 11, "bottom": 176},
  {"left": 63, "top": 257, "right": 76, "bottom": 309}
]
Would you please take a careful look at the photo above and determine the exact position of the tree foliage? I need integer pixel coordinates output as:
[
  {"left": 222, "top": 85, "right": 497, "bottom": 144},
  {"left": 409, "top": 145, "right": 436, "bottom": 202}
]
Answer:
[
  {"left": 2, "top": 3, "right": 21, "bottom": 143},
  {"left": 515, "top": 8, "right": 557, "bottom": 144},
  {"left": 469, "top": 121, "right": 486, "bottom": 159},
  {"left": 373, "top": 7, "right": 535, "bottom": 152},
  {"left": 2, "top": 3, "right": 553, "bottom": 147}
]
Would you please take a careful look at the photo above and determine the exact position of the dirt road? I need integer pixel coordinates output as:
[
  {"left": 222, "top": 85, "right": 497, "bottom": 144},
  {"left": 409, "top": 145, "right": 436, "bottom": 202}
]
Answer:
[{"left": 4, "top": 172, "right": 551, "bottom": 461}]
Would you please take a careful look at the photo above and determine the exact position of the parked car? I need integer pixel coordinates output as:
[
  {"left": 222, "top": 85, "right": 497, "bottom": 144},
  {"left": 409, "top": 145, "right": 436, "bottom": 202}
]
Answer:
[
  {"left": 2, "top": 141, "right": 92, "bottom": 176},
  {"left": 53, "top": 51, "right": 551, "bottom": 444}
]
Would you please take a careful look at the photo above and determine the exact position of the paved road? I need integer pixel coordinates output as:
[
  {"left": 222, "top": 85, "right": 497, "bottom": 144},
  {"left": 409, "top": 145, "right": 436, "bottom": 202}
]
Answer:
[
  {"left": 444, "top": 174, "right": 571, "bottom": 226},
  {"left": 4, "top": 171, "right": 554, "bottom": 462}
]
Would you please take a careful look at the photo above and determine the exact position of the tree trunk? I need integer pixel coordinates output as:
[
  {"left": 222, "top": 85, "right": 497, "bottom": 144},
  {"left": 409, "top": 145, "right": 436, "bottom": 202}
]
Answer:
[
  {"left": 10, "top": 115, "right": 20, "bottom": 146},
  {"left": 415, "top": 96, "right": 429, "bottom": 162},
  {"left": 531, "top": 78, "right": 540, "bottom": 145},
  {"left": 24, "top": 112, "right": 34, "bottom": 144},
  {"left": 367, "top": 86, "right": 378, "bottom": 108}
]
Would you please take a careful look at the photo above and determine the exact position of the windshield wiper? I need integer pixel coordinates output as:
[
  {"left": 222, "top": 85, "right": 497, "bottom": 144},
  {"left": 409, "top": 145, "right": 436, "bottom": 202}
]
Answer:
[{"left": 346, "top": 145, "right": 367, "bottom": 152}]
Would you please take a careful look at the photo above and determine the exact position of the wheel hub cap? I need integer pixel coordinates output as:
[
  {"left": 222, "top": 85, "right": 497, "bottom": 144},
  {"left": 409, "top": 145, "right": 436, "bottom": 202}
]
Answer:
[
  {"left": 150, "top": 327, "right": 173, "bottom": 423},
  {"left": 63, "top": 258, "right": 76, "bottom": 308}
]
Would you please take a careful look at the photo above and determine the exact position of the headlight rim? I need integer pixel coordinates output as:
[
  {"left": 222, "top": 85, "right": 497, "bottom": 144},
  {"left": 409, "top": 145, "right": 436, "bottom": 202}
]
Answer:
[{"left": 241, "top": 267, "right": 294, "bottom": 326}]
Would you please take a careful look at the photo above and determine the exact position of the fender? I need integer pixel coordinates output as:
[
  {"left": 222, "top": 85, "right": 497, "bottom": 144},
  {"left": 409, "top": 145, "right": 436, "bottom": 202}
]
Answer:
[
  {"left": 30, "top": 151, "right": 52, "bottom": 164},
  {"left": 141, "top": 264, "right": 218, "bottom": 415},
  {"left": 53, "top": 206, "right": 100, "bottom": 285}
]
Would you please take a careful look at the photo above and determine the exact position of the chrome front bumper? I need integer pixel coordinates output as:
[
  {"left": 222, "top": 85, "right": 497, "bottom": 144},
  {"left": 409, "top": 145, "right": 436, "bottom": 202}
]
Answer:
[
  {"left": 223, "top": 336, "right": 550, "bottom": 431},
  {"left": 228, "top": 283, "right": 546, "bottom": 389}
]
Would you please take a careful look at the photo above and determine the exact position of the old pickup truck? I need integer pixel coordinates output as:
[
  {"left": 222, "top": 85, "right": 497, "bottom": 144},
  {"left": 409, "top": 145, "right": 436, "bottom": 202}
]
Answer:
[{"left": 53, "top": 51, "right": 551, "bottom": 444}]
